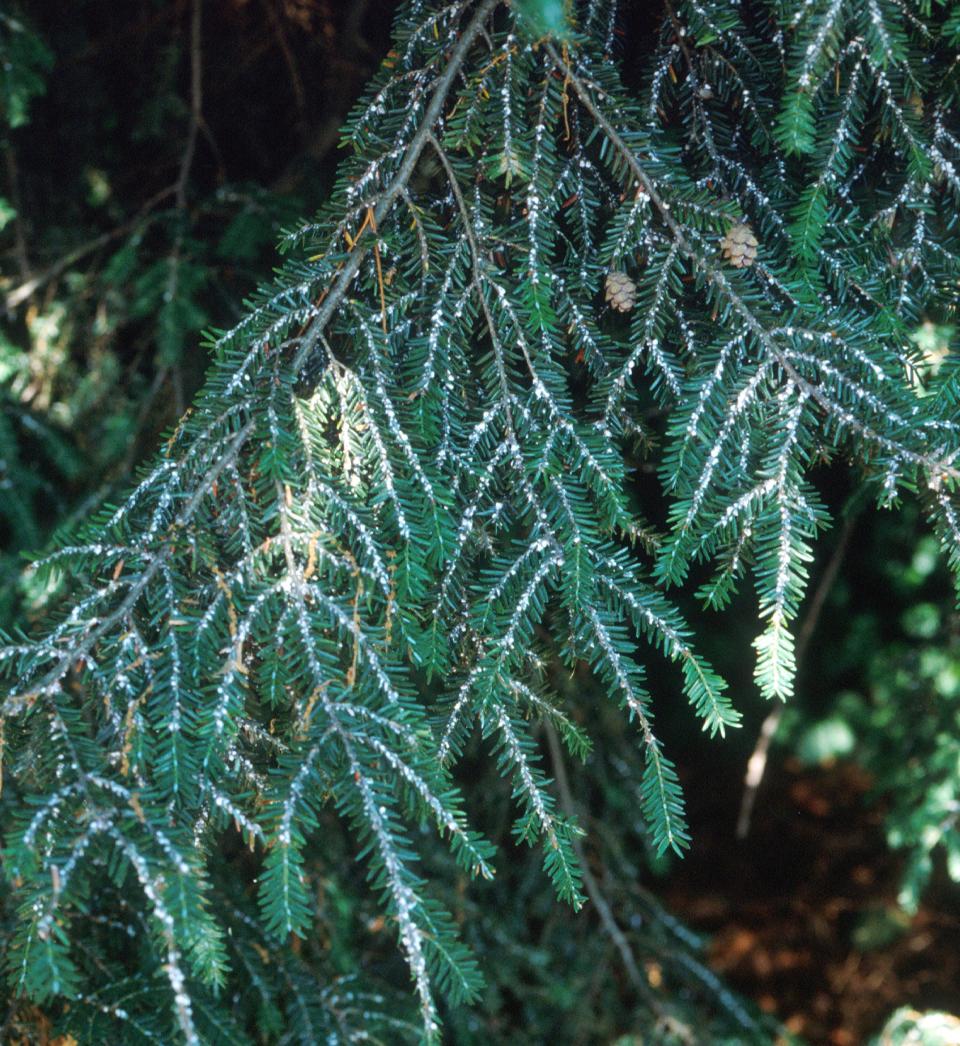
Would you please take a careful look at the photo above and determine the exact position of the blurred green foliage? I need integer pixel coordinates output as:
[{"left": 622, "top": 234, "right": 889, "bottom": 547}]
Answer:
[
  {"left": 0, "top": 4, "right": 317, "bottom": 628},
  {"left": 513, "top": 0, "right": 574, "bottom": 40},
  {"left": 785, "top": 506, "right": 960, "bottom": 916},
  {"left": 0, "top": 11, "right": 52, "bottom": 129}
]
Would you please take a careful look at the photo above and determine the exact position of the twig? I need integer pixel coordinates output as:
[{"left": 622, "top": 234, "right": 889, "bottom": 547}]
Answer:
[
  {"left": 175, "top": 0, "right": 203, "bottom": 212},
  {"left": 342, "top": 0, "right": 374, "bottom": 54},
  {"left": 260, "top": 0, "right": 306, "bottom": 117},
  {"left": 55, "top": 10, "right": 197, "bottom": 414},
  {"left": 4, "top": 145, "right": 31, "bottom": 282},
  {"left": 735, "top": 509, "right": 858, "bottom": 839},
  {"left": 4, "top": 186, "right": 175, "bottom": 313},
  {"left": 426, "top": 129, "right": 516, "bottom": 436},
  {"left": 168, "top": 0, "right": 203, "bottom": 413}
]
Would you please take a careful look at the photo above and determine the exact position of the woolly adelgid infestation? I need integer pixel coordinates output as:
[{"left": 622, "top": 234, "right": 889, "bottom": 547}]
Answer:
[{"left": 2, "top": 0, "right": 960, "bottom": 1041}]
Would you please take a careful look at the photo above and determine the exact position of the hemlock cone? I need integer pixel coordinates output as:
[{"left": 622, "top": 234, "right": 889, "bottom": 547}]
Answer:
[{"left": 2, "top": 0, "right": 960, "bottom": 1041}]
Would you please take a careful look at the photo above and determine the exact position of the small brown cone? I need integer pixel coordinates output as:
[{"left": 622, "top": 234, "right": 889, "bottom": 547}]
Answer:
[
  {"left": 721, "top": 222, "right": 759, "bottom": 269},
  {"left": 604, "top": 270, "right": 637, "bottom": 312}
]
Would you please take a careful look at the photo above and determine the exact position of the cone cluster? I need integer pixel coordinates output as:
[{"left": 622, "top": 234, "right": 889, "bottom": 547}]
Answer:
[
  {"left": 604, "top": 270, "right": 637, "bottom": 312},
  {"left": 721, "top": 223, "right": 759, "bottom": 268}
]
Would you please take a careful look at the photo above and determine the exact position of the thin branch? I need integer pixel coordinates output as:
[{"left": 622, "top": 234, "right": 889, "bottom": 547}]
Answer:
[
  {"left": 4, "top": 145, "right": 31, "bottom": 282},
  {"left": 175, "top": 0, "right": 204, "bottom": 213},
  {"left": 260, "top": 0, "right": 306, "bottom": 117},
  {"left": 426, "top": 130, "right": 516, "bottom": 436},
  {"left": 4, "top": 187, "right": 175, "bottom": 313}
]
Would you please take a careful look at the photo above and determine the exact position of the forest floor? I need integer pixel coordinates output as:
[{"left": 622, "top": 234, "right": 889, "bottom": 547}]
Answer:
[{"left": 661, "top": 757, "right": 960, "bottom": 1044}]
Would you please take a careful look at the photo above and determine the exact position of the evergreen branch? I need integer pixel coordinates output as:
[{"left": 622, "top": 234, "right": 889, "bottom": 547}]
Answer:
[
  {"left": 5, "top": 3, "right": 960, "bottom": 1039},
  {"left": 1, "top": 419, "right": 255, "bottom": 717},
  {"left": 288, "top": 0, "right": 500, "bottom": 379},
  {"left": 545, "top": 41, "right": 960, "bottom": 485}
]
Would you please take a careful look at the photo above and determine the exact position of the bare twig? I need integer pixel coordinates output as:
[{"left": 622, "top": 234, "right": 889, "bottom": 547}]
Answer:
[
  {"left": 4, "top": 186, "right": 175, "bottom": 313},
  {"left": 4, "top": 146, "right": 31, "bottom": 282},
  {"left": 734, "top": 705, "right": 783, "bottom": 841},
  {"left": 175, "top": 0, "right": 203, "bottom": 212},
  {"left": 7, "top": 2, "right": 202, "bottom": 321},
  {"left": 260, "top": 0, "right": 306, "bottom": 117},
  {"left": 166, "top": 0, "right": 204, "bottom": 414}
]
